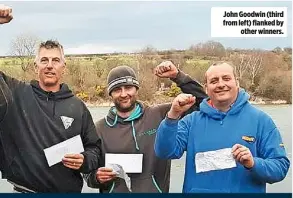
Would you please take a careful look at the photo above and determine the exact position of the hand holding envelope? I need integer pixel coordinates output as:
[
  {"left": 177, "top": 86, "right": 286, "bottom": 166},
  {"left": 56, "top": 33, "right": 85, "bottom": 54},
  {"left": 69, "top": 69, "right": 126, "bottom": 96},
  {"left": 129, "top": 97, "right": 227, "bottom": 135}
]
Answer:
[
  {"left": 62, "top": 153, "right": 84, "bottom": 170},
  {"left": 96, "top": 167, "right": 118, "bottom": 183},
  {"left": 44, "top": 135, "right": 85, "bottom": 170}
]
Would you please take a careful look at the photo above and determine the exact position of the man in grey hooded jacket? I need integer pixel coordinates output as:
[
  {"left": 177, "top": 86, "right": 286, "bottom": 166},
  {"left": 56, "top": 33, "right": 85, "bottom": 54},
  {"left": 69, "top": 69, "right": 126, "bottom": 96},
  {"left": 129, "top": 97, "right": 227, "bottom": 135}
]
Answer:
[{"left": 85, "top": 61, "right": 207, "bottom": 192}]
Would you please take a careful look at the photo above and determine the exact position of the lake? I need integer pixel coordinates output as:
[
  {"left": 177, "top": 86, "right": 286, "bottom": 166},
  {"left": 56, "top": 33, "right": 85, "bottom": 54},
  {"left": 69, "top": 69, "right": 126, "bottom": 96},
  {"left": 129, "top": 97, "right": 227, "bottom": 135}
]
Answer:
[{"left": 0, "top": 105, "right": 291, "bottom": 193}]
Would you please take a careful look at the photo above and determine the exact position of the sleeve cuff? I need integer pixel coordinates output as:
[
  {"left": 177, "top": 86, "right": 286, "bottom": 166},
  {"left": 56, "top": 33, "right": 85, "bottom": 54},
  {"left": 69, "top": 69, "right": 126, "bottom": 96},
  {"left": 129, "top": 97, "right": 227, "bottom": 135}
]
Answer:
[
  {"left": 164, "top": 116, "right": 180, "bottom": 125},
  {"left": 248, "top": 157, "right": 262, "bottom": 174},
  {"left": 170, "top": 69, "right": 186, "bottom": 85}
]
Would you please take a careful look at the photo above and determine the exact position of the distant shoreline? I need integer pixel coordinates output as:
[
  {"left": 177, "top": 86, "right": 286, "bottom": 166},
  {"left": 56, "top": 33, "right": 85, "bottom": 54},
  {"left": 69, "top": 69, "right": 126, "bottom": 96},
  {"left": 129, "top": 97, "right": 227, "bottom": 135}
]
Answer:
[{"left": 85, "top": 100, "right": 290, "bottom": 108}]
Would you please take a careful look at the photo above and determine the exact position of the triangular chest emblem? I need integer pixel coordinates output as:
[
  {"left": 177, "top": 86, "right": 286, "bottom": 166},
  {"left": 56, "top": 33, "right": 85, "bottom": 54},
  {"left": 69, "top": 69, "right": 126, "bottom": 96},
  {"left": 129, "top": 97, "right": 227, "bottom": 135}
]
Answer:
[{"left": 60, "top": 116, "right": 74, "bottom": 129}]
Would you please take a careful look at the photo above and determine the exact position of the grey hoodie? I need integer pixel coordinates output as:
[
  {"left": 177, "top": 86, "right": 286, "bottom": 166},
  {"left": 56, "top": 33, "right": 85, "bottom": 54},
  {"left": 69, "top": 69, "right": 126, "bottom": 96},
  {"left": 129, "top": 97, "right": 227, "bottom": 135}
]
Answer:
[{"left": 85, "top": 71, "right": 207, "bottom": 193}]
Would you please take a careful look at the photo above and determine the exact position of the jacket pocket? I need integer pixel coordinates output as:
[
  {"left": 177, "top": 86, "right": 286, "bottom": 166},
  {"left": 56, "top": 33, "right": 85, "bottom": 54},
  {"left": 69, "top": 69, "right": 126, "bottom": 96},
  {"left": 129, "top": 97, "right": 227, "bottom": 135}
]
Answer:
[
  {"left": 131, "top": 175, "right": 163, "bottom": 193},
  {"left": 106, "top": 178, "right": 130, "bottom": 193}
]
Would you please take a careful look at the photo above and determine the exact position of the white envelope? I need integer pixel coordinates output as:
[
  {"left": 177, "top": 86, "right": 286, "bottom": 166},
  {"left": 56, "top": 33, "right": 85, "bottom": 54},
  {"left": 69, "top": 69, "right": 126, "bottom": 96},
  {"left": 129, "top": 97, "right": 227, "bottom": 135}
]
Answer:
[
  {"left": 44, "top": 135, "right": 84, "bottom": 167},
  {"left": 195, "top": 148, "right": 236, "bottom": 173},
  {"left": 105, "top": 153, "right": 143, "bottom": 173}
]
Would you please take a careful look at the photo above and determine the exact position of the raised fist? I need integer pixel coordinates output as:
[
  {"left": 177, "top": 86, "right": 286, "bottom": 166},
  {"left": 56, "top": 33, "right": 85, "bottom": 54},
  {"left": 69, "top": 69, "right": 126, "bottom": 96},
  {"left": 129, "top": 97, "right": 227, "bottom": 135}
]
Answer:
[
  {"left": 154, "top": 61, "right": 178, "bottom": 79},
  {"left": 167, "top": 93, "right": 196, "bottom": 119},
  {"left": 0, "top": 4, "right": 13, "bottom": 24}
]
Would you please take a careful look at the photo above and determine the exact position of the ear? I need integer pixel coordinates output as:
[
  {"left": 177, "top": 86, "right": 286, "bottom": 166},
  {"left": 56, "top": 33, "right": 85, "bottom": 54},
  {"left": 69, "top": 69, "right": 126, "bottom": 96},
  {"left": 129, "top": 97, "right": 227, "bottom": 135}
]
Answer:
[
  {"left": 34, "top": 62, "right": 38, "bottom": 74},
  {"left": 235, "top": 77, "right": 240, "bottom": 88},
  {"left": 135, "top": 87, "right": 139, "bottom": 94},
  {"left": 204, "top": 83, "right": 208, "bottom": 94},
  {"left": 62, "top": 62, "right": 66, "bottom": 74},
  {"left": 109, "top": 94, "right": 113, "bottom": 100}
]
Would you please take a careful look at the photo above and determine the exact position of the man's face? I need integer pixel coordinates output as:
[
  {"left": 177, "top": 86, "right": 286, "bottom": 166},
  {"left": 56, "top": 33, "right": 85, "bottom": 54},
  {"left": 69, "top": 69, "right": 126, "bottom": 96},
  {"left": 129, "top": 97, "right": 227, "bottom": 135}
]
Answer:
[
  {"left": 35, "top": 47, "right": 65, "bottom": 89},
  {"left": 110, "top": 85, "right": 138, "bottom": 112},
  {"left": 205, "top": 64, "right": 239, "bottom": 105}
]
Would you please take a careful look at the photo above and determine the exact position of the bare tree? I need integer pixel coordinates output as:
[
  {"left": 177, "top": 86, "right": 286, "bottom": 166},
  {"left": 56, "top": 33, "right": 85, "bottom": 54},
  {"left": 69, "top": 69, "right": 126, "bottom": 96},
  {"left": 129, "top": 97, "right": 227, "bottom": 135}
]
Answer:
[
  {"left": 231, "top": 54, "right": 249, "bottom": 82},
  {"left": 247, "top": 52, "right": 263, "bottom": 86},
  {"left": 190, "top": 40, "right": 226, "bottom": 59},
  {"left": 10, "top": 34, "right": 39, "bottom": 72},
  {"left": 140, "top": 45, "right": 160, "bottom": 61}
]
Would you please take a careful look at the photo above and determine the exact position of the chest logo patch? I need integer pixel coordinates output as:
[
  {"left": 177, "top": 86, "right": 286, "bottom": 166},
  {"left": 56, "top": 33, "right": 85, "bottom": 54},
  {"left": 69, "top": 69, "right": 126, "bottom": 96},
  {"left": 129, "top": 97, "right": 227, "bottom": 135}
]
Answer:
[
  {"left": 138, "top": 129, "right": 157, "bottom": 137},
  {"left": 61, "top": 116, "right": 74, "bottom": 129},
  {"left": 242, "top": 136, "right": 256, "bottom": 143}
]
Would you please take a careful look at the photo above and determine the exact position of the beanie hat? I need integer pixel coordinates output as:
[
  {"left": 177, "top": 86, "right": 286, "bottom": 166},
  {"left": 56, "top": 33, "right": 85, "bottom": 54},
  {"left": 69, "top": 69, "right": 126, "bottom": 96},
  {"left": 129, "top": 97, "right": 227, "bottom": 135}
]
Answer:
[{"left": 107, "top": 65, "right": 139, "bottom": 95}]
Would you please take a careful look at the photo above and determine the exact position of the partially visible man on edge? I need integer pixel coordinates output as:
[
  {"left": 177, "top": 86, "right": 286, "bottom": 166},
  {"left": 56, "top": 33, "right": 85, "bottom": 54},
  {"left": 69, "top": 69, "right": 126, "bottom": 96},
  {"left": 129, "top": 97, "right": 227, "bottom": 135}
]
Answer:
[
  {"left": 0, "top": 5, "right": 102, "bottom": 192},
  {"left": 84, "top": 61, "right": 207, "bottom": 192},
  {"left": 154, "top": 61, "right": 290, "bottom": 193}
]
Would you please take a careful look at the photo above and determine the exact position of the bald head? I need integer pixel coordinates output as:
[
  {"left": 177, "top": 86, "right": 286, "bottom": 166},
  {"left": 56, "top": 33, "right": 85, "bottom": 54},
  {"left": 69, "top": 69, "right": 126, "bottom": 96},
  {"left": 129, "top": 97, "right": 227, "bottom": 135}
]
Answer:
[{"left": 204, "top": 61, "right": 239, "bottom": 111}]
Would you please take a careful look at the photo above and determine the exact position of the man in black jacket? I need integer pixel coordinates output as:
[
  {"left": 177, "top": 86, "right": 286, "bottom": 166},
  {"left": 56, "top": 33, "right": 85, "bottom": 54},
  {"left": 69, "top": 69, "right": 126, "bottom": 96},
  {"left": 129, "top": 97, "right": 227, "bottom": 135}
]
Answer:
[{"left": 0, "top": 5, "right": 102, "bottom": 192}]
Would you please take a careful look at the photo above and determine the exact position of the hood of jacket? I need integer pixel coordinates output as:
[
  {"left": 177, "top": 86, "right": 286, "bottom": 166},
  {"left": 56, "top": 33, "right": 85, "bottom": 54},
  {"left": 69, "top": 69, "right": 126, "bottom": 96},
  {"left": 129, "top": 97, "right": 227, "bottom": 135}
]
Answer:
[
  {"left": 30, "top": 80, "right": 74, "bottom": 101},
  {"left": 105, "top": 101, "right": 146, "bottom": 125},
  {"left": 200, "top": 88, "right": 250, "bottom": 120}
]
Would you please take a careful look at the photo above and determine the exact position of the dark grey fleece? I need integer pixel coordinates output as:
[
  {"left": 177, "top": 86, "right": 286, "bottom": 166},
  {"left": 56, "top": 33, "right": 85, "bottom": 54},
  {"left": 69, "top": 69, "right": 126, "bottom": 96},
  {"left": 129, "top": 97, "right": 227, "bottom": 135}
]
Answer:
[{"left": 85, "top": 71, "right": 207, "bottom": 193}]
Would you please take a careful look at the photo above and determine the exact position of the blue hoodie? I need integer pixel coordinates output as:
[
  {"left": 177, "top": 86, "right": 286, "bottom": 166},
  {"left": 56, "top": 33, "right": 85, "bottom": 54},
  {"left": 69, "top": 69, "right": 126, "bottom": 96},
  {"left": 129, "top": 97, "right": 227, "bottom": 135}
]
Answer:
[{"left": 155, "top": 89, "right": 290, "bottom": 193}]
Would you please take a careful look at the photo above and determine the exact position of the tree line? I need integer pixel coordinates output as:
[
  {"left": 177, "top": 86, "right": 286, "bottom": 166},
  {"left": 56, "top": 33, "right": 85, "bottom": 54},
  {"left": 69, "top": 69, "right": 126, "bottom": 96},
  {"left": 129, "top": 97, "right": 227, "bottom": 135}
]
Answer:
[{"left": 0, "top": 35, "right": 291, "bottom": 104}]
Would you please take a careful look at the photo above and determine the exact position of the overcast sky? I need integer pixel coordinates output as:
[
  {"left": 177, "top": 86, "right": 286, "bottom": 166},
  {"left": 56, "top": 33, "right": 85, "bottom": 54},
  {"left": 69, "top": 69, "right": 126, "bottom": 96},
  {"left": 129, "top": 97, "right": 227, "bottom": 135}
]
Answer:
[{"left": 0, "top": 1, "right": 292, "bottom": 55}]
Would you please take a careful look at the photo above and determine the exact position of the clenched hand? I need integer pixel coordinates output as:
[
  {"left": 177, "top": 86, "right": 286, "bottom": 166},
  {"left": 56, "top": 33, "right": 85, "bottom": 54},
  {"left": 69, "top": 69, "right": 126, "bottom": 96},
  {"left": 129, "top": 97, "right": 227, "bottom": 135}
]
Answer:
[{"left": 0, "top": 4, "right": 13, "bottom": 24}]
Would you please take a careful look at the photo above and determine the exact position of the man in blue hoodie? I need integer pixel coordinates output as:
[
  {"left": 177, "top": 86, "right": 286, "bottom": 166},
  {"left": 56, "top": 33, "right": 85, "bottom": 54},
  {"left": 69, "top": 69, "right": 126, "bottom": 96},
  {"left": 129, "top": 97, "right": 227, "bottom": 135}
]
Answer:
[{"left": 155, "top": 61, "right": 290, "bottom": 193}]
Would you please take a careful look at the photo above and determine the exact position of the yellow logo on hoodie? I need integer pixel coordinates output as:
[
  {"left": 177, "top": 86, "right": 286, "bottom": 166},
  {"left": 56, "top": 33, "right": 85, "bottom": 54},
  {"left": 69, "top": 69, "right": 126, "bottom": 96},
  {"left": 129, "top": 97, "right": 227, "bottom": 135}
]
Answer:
[{"left": 242, "top": 136, "right": 255, "bottom": 143}]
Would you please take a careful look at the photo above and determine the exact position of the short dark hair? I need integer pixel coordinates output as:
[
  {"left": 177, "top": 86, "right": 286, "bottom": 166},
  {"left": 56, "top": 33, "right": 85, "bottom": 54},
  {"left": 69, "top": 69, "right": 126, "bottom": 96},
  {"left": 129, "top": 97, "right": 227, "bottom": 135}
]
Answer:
[
  {"left": 204, "top": 61, "right": 237, "bottom": 83},
  {"left": 35, "top": 40, "right": 65, "bottom": 62}
]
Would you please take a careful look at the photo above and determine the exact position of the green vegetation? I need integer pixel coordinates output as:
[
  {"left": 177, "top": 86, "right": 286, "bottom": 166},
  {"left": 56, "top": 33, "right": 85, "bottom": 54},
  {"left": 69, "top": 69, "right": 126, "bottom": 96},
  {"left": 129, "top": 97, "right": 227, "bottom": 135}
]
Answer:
[{"left": 1, "top": 40, "right": 291, "bottom": 104}]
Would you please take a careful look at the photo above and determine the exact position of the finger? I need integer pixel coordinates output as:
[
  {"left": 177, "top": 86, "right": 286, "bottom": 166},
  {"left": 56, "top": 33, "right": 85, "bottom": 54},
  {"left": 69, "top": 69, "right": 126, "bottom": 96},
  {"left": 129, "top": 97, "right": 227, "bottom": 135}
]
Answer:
[
  {"left": 62, "top": 158, "right": 83, "bottom": 164},
  {"left": 0, "top": 5, "right": 4, "bottom": 14},
  {"left": 63, "top": 161, "right": 82, "bottom": 167},
  {"left": 178, "top": 95, "right": 194, "bottom": 106},
  {"left": 62, "top": 157, "right": 83, "bottom": 163},
  {"left": 63, "top": 163, "right": 79, "bottom": 170},
  {"left": 163, "top": 65, "right": 171, "bottom": 72},
  {"left": 156, "top": 67, "right": 163, "bottom": 75},
  {"left": 98, "top": 167, "right": 114, "bottom": 172},
  {"left": 1, "top": 6, "right": 10, "bottom": 17},
  {"left": 232, "top": 147, "right": 247, "bottom": 158},
  {"left": 98, "top": 175, "right": 116, "bottom": 180},
  {"left": 187, "top": 96, "right": 196, "bottom": 103},
  {"left": 97, "top": 173, "right": 116, "bottom": 179},
  {"left": 236, "top": 150, "right": 249, "bottom": 162},
  {"left": 239, "top": 153, "right": 251, "bottom": 163},
  {"left": 231, "top": 144, "right": 242, "bottom": 152},
  {"left": 64, "top": 153, "right": 84, "bottom": 159},
  {"left": 234, "top": 147, "right": 250, "bottom": 161},
  {"left": 97, "top": 171, "right": 117, "bottom": 177},
  {"left": 8, "top": 13, "right": 12, "bottom": 21},
  {"left": 3, "top": 9, "right": 8, "bottom": 17},
  {"left": 159, "top": 67, "right": 166, "bottom": 74},
  {"left": 190, "top": 96, "right": 196, "bottom": 103},
  {"left": 98, "top": 176, "right": 112, "bottom": 179}
]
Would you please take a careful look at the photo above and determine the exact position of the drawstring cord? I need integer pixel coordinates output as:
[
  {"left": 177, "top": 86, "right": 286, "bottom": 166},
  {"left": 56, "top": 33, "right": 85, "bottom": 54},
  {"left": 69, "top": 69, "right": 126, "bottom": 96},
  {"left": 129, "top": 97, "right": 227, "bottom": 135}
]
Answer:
[{"left": 105, "top": 104, "right": 142, "bottom": 151}]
